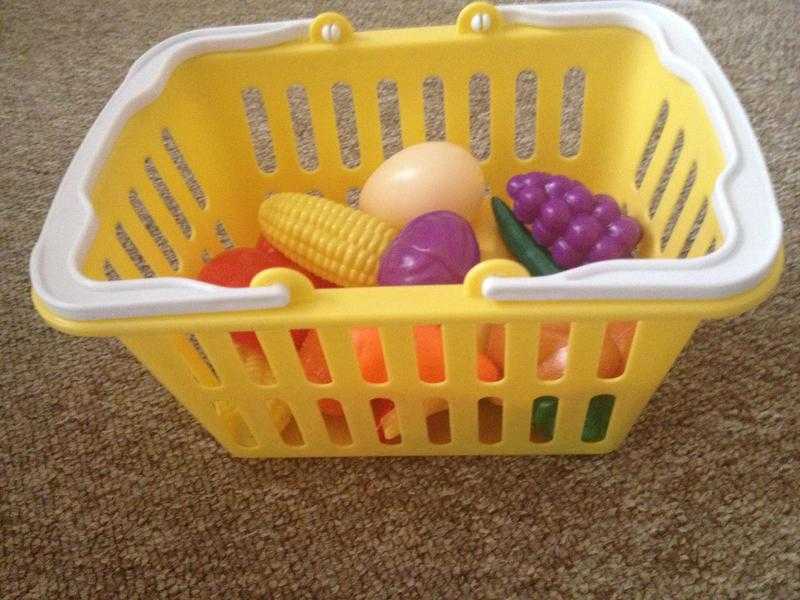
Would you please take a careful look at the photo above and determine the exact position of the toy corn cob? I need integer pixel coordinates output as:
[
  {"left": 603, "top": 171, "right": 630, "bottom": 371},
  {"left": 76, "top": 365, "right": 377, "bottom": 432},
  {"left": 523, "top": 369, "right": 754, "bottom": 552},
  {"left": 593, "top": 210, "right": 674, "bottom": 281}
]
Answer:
[{"left": 258, "top": 193, "right": 398, "bottom": 287}]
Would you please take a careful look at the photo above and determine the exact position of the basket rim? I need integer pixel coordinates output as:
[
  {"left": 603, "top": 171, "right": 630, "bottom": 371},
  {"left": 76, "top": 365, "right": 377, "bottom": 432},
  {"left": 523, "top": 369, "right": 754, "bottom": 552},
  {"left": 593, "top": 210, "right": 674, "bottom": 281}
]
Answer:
[{"left": 29, "top": 1, "right": 783, "bottom": 322}]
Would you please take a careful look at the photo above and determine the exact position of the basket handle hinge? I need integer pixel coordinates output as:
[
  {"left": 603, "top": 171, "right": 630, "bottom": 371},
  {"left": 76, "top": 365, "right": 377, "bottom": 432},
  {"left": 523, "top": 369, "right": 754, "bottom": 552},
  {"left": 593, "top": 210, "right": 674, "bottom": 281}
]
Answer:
[
  {"left": 250, "top": 268, "right": 315, "bottom": 306},
  {"left": 309, "top": 12, "right": 354, "bottom": 44},
  {"left": 463, "top": 259, "right": 528, "bottom": 299},
  {"left": 457, "top": 2, "right": 503, "bottom": 34}
]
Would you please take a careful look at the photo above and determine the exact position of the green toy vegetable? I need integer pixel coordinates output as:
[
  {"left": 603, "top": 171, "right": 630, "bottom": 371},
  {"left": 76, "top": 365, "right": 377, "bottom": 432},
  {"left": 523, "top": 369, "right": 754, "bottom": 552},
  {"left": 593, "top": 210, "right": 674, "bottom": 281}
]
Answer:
[
  {"left": 532, "top": 396, "right": 557, "bottom": 442},
  {"left": 581, "top": 394, "right": 615, "bottom": 442},
  {"left": 491, "top": 197, "right": 561, "bottom": 275}
]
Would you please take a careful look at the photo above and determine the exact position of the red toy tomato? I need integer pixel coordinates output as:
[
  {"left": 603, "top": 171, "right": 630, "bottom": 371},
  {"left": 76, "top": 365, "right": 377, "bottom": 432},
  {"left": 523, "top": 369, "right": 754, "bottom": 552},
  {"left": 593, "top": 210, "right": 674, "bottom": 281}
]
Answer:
[
  {"left": 198, "top": 247, "right": 281, "bottom": 289},
  {"left": 198, "top": 245, "right": 336, "bottom": 351},
  {"left": 198, "top": 247, "right": 283, "bottom": 351}
]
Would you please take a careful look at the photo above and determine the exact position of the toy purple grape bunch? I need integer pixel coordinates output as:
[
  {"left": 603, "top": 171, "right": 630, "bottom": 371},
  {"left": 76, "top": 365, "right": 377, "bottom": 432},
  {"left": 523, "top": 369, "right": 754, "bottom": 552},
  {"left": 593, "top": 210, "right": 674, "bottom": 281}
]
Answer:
[{"left": 507, "top": 172, "right": 642, "bottom": 269}]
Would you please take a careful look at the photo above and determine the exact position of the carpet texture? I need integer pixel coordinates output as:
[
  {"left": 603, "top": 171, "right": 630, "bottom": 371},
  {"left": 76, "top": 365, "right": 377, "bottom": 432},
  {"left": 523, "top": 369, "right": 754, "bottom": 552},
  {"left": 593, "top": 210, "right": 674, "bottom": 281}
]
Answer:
[{"left": 2, "top": 0, "right": 798, "bottom": 597}]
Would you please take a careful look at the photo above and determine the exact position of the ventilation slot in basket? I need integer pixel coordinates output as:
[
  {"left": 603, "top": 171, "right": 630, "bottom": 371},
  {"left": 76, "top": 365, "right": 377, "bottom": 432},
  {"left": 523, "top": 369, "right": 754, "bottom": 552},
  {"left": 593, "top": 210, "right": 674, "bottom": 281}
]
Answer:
[
  {"left": 114, "top": 223, "right": 154, "bottom": 278},
  {"left": 515, "top": 70, "right": 537, "bottom": 159},
  {"left": 678, "top": 197, "right": 710, "bottom": 258},
  {"left": 423, "top": 75, "right": 446, "bottom": 141},
  {"left": 373, "top": 398, "right": 400, "bottom": 444},
  {"left": 478, "top": 324, "right": 504, "bottom": 382},
  {"left": 598, "top": 322, "right": 637, "bottom": 379},
  {"left": 426, "top": 398, "right": 451, "bottom": 444},
  {"left": 239, "top": 344, "right": 275, "bottom": 386},
  {"left": 469, "top": 73, "right": 491, "bottom": 160},
  {"left": 144, "top": 157, "right": 193, "bottom": 238},
  {"left": 298, "top": 330, "right": 332, "bottom": 385},
  {"left": 272, "top": 400, "right": 304, "bottom": 446},
  {"left": 414, "top": 325, "right": 445, "bottom": 384},
  {"left": 478, "top": 397, "right": 503, "bottom": 444},
  {"left": 531, "top": 396, "right": 558, "bottom": 443},
  {"left": 346, "top": 187, "right": 361, "bottom": 208},
  {"left": 660, "top": 161, "right": 698, "bottom": 252},
  {"left": 560, "top": 68, "right": 585, "bottom": 157},
  {"left": 377, "top": 79, "right": 402, "bottom": 159},
  {"left": 161, "top": 129, "right": 208, "bottom": 209},
  {"left": 216, "top": 400, "right": 258, "bottom": 449},
  {"left": 286, "top": 85, "right": 319, "bottom": 171},
  {"left": 538, "top": 323, "right": 571, "bottom": 381},
  {"left": 332, "top": 82, "right": 360, "bottom": 168},
  {"left": 102, "top": 260, "right": 121, "bottom": 281},
  {"left": 177, "top": 334, "right": 221, "bottom": 387},
  {"left": 242, "top": 87, "right": 277, "bottom": 173},
  {"left": 635, "top": 100, "right": 669, "bottom": 189},
  {"left": 128, "top": 190, "right": 179, "bottom": 271},
  {"left": 649, "top": 130, "right": 685, "bottom": 219},
  {"left": 214, "top": 221, "right": 235, "bottom": 250},
  {"left": 351, "top": 328, "right": 388, "bottom": 384},
  {"left": 319, "top": 399, "right": 352, "bottom": 446},
  {"left": 582, "top": 395, "right": 615, "bottom": 442}
]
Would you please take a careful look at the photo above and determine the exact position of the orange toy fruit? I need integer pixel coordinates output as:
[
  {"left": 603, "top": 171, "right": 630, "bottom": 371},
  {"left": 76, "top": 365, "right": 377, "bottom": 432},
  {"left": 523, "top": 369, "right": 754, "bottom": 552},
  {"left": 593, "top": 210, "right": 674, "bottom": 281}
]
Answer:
[
  {"left": 412, "top": 325, "right": 499, "bottom": 383},
  {"left": 537, "top": 324, "right": 571, "bottom": 380},
  {"left": 478, "top": 352, "right": 502, "bottom": 382},
  {"left": 352, "top": 327, "right": 389, "bottom": 383},
  {"left": 598, "top": 328, "right": 625, "bottom": 378},
  {"left": 484, "top": 322, "right": 633, "bottom": 380},
  {"left": 300, "top": 328, "right": 388, "bottom": 417},
  {"left": 297, "top": 331, "right": 339, "bottom": 416},
  {"left": 413, "top": 325, "right": 445, "bottom": 383},
  {"left": 298, "top": 330, "right": 331, "bottom": 385},
  {"left": 607, "top": 321, "right": 637, "bottom": 363},
  {"left": 301, "top": 325, "right": 502, "bottom": 420}
]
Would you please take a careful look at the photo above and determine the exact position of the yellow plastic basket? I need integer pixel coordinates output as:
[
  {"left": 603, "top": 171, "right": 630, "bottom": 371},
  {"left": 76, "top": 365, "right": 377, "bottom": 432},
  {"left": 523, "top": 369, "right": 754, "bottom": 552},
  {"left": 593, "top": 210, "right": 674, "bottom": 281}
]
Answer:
[{"left": 31, "top": 2, "right": 782, "bottom": 457}]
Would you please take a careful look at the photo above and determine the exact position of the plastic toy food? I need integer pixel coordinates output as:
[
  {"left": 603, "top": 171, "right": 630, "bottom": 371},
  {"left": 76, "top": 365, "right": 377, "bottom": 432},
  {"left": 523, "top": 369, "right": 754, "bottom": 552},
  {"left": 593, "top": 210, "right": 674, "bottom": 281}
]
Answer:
[
  {"left": 239, "top": 346, "right": 292, "bottom": 432},
  {"left": 507, "top": 172, "right": 642, "bottom": 269},
  {"left": 485, "top": 322, "right": 634, "bottom": 380},
  {"left": 351, "top": 327, "right": 389, "bottom": 383},
  {"left": 472, "top": 197, "right": 514, "bottom": 261},
  {"left": 299, "top": 328, "right": 388, "bottom": 417},
  {"left": 531, "top": 397, "right": 557, "bottom": 441},
  {"left": 259, "top": 192, "right": 398, "bottom": 287},
  {"left": 606, "top": 321, "right": 636, "bottom": 360},
  {"left": 378, "top": 211, "right": 481, "bottom": 286},
  {"left": 198, "top": 247, "right": 286, "bottom": 351},
  {"left": 198, "top": 246, "right": 283, "bottom": 290},
  {"left": 360, "top": 141, "right": 486, "bottom": 227},
  {"left": 377, "top": 398, "right": 446, "bottom": 442},
  {"left": 198, "top": 244, "right": 334, "bottom": 350},
  {"left": 491, "top": 197, "right": 561, "bottom": 276},
  {"left": 378, "top": 327, "right": 501, "bottom": 440},
  {"left": 413, "top": 325, "right": 445, "bottom": 382},
  {"left": 255, "top": 237, "right": 337, "bottom": 289},
  {"left": 300, "top": 325, "right": 500, "bottom": 424},
  {"left": 411, "top": 325, "right": 499, "bottom": 383}
]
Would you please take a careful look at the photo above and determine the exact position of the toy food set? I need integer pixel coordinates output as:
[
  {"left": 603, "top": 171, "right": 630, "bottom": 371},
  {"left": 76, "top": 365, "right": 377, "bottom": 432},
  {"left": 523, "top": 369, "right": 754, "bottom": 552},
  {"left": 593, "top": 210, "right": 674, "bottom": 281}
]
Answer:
[{"left": 31, "top": 3, "right": 782, "bottom": 457}]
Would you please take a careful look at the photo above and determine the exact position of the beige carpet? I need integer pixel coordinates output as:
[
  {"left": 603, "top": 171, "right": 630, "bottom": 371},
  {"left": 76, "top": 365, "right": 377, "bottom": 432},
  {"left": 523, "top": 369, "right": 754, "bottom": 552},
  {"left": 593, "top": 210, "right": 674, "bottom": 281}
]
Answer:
[{"left": 2, "top": 0, "right": 799, "bottom": 597}]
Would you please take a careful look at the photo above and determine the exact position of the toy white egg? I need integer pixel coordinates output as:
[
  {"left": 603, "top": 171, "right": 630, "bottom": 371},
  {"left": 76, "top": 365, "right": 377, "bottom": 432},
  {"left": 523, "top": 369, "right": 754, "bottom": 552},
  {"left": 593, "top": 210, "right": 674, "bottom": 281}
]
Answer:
[{"left": 359, "top": 141, "right": 486, "bottom": 227}]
